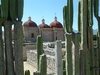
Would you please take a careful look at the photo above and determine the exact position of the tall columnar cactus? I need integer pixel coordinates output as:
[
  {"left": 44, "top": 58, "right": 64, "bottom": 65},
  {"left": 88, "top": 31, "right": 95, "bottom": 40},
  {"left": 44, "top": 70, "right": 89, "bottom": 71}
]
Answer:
[
  {"left": 94, "top": 0, "right": 100, "bottom": 74},
  {"left": 87, "top": 0, "right": 95, "bottom": 75},
  {"left": 63, "top": 0, "right": 73, "bottom": 75},
  {"left": 4, "top": 21, "right": 14, "bottom": 75},
  {"left": 0, "top": 0, "right": 24, "bottom": 75},
  {"left": 39, "top": 54, "right": 47, "bottom": 75},
  {"left": 36, "top": 35, "right": 44, "bottom": 71},
  {"left": 0, "top": 5, "right": 5, "bottom": 75},
  {"left": 14, "top": 21, "right": 24, "bottom": 75}
]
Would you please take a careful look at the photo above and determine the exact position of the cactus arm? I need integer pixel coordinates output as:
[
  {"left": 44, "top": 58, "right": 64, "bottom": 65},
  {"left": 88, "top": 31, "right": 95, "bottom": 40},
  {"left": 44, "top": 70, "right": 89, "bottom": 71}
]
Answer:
[
  {"left": 94, "top": 0, "right": 99, "bottom": 18},
  {"left": 17, "top": 0, "right": 24, "bottom": 21},
  {"left": 78, "top": 1, "right": 81, "bottom": 32},
  {"left": 63, "top": 6, "right": 68, "bottom": 32},
  {"left": 1, "top": 0, "right": 9, "bottom": 19},
  {"left": 88, "top": 0, "right": 93, "bottom": 26},
  {"left": 67, "top": 0, "right": 73, "bottom": 32},
  {"left": 9, "top": 0, "right": 17, "bottom": 20}
]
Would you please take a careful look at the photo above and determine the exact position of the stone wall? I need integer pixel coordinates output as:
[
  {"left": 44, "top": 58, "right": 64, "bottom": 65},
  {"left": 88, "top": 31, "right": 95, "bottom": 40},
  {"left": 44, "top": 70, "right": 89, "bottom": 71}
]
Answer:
[{"left": 27, "top": 50, "right": 55, "bottom": 74}]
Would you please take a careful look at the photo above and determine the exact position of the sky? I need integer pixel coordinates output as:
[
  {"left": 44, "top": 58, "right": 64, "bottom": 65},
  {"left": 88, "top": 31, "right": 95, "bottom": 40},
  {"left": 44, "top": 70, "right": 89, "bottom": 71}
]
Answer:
[
  {"left": 1, "top": 0, "right": 99, "bottom": 30},
  {"left": 22, "top": 0, "right": 100, "bottom": 30},
  {"left": 23, "top": 0, "right": 80, "bottom": 30}
]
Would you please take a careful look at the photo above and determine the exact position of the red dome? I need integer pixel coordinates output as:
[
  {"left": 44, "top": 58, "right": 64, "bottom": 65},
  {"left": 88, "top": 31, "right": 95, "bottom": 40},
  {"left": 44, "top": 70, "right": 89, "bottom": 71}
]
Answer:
[
  {"left": 23, "top": 17, "right": 37, "bottom": 27},
  {"left": 39, "top": 19, "right": 50, "bottom": 28},
  {"left": 50, "top": 16, "right": 63, "bottom": 28}
]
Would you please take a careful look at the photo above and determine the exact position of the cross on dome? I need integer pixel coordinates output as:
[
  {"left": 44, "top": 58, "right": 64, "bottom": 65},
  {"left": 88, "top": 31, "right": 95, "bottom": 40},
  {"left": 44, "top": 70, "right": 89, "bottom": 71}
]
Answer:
[
  {"left": 28, "top": 16, "right": 31, "bottom": 21},
  {"left": 42, "top": 19, "right": 45, "bottom": 24}
]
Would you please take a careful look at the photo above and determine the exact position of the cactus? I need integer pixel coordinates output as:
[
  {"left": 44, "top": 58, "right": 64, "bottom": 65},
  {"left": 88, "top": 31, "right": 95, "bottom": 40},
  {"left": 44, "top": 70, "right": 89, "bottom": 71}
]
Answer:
[
  {"left": 78, "top": 1, "right": 82, "bottom": 46},
  {"left": 94, "top": 0, "right": 100, "bottom": 74},
  {"left": 39, "top": 54, "right": 47, "bottom": 75},
  {"left": 0, "top": 5, "right": 4, "bottom": 75},
  {"left": 36, "top": 35, "right": 44, "bottom": 71},
  {"left": 17, "top": 0, "right": 24, "bottom": 21},
  {"left": 63, "top": 0, "right": 73, "bottom": 75},
  {"left": 4, "top": 21, "right": 14, "bottom": 75},
  {"left": 62, "top": 59, "right": 66, "bottom": 75},
  {"left": 1, "top": 0, "right": 9, "bottom": 20},
  {"left": 9, "top": 0, "right": 17, "bottom": 20},
  {"left": 78, "top": 1, "right": 81, "bottom": 33},
  {"left": 14, "top": 21, "right": 24, "bottom": 75},
  {"left": 67, "top": 0, "right": 73, "bottom": 33},
  {"left": 0, "top": 0, "right": 24, "bottom": 75},
  {"left": 63, "top": 6, "right": 68, "bottom": 33},
  {"left": 25, "top": 70, "right": 30, "bottom": 75}
]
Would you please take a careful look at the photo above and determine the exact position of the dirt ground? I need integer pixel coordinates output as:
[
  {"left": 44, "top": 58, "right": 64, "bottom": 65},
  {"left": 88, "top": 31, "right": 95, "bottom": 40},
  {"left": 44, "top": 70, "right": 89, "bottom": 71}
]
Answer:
[{"left": 24, "top": 61, "right": 37, "bottom": 75}]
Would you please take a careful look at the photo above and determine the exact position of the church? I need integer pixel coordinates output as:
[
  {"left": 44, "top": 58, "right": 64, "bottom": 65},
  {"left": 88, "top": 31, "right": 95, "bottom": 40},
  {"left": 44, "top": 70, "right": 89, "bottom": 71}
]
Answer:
[{"left": 12, "top": 16, "right": 65, "bottom": 42}]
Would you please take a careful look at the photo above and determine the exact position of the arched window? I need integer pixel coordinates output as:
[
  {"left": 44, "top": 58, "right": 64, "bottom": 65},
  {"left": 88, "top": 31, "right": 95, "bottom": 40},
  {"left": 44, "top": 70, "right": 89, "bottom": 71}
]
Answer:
[{"left": 31, "top": 33, "right": 34, "bottom": 38}]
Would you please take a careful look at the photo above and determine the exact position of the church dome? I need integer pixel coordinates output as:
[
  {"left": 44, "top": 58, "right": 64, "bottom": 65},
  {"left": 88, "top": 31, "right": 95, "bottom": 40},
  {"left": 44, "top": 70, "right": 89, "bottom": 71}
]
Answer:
[
  {"left": 23, "top": 17, "right": 37, "bottom": 27},
  {"left": 50, "top": 16, "right": 63, "bottom": 28},
  {"left": 39, "top": 19, "right": 50, "bottom": 28}
]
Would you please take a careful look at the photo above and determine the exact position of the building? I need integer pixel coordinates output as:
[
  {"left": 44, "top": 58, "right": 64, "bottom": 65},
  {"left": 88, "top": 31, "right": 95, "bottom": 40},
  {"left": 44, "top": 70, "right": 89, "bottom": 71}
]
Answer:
[{"left": 12, "top": 16, "right": 65, "bottom": 42}]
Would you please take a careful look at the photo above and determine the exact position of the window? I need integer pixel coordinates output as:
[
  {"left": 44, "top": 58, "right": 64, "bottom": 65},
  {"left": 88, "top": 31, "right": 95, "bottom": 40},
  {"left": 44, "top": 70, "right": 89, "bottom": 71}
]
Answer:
[{"left": 31, "top": 33, "right": 34, "bottom": 38}]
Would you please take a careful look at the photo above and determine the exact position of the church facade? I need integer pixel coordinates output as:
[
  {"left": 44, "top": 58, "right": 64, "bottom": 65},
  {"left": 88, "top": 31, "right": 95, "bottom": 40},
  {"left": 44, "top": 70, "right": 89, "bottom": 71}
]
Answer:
[{"left": 12, "top": 16, "right": 65, "bottom": 42}]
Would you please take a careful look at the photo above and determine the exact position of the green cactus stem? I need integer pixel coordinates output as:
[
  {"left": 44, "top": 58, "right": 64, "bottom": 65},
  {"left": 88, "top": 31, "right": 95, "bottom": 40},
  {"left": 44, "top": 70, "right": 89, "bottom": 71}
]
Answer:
[
  {"left": 0, "top": 5, "right": 5, "bottom": 75},
  {"left": 14, "top": 21, "right": 24, "bottom": 75},
  {"left": 63, "top": 5, "right": 68, "bottom": 33},
  {"left": 39, "top": 54, "right": 47, "bottom": 75},
  {"left": 4, "top": 21, "right": 14, "bottom": 75},
  {"left": 65, "top": 33, "right": 73, "bottom": 75},
  {"left": 67, "top": 0, "right": 73, "bottom": 32},
  {"left": 72, "top": 33, "right": 80, "bottom": 75},
  {"left": 0, "top": 23, "right": 4, "bottom": 75},
  {"left": 36, "top": 35, "right": 44, "bottom": 71},
  {"left": 87, "top": 26, "right": 95, "bottom": 75},
  {"left": 78, "top": 1, "right": 81, "bottom": 32},
  {"left": 81, "top": 0, "right": 90, "bottom": 75},
  {"left": 25, "top": 70, "right": 30, "bottom": 75},
  {"left": 94, "top": 0, "right": 100, "bottom": 74},
  {"left": 62, "top": 59, "right": 66, "bottom": 75}
]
